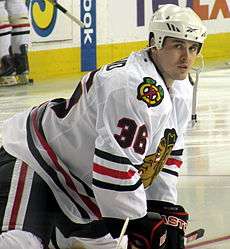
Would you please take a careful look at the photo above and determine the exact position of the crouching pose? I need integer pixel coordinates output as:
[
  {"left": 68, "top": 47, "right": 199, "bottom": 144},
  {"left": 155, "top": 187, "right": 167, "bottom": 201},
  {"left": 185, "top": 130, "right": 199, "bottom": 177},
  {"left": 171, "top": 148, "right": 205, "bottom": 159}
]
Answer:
[
  {"left": 0, "top": 4, "right": 206, "bottom": 249},
  {"left": 0, "top": 0, "right": 30, "bottom": 86}
]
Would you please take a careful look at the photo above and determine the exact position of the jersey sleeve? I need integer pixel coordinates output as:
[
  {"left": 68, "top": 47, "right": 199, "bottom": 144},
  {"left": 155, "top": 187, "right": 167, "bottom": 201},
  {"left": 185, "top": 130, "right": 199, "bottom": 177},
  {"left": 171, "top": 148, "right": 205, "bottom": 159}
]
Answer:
[
  {"left": 146, "top": 78, "right": 193, "bottom": 204},
  {"left": 91, "top": 67, "right": 169, "bottom": 220}
]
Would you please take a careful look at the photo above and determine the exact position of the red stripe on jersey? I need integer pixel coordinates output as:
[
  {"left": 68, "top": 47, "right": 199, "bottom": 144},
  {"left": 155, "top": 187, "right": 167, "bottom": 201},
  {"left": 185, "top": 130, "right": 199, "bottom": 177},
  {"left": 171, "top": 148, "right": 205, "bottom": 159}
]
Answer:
[
  {"left": 9, "top": 162, "right": 28, "bottom": 229},
  {"left": 93, "top": 163, "right": 136, "bottom": 179},
  {"left": 166, "top": 158, "right": 182, "bottom": 168},
  {"left": 31, "top": 109, "right": 101, "bottom": 218},
  {"left": 11, "top": 23, "right": 30, "bottom": 28},
  {"left": 0, "top": 24, "right": 12, "bottom": 29}
]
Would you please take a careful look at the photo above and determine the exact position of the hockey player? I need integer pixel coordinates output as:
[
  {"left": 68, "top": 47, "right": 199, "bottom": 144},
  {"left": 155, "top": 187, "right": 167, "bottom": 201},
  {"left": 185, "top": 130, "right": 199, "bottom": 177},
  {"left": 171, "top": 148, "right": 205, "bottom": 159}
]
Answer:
[
  {"left": 0, "top": 4, "right": 206, "bottom": 249},
  {"left": 0, "top": 0, "right": 30, "bottom": 86}
]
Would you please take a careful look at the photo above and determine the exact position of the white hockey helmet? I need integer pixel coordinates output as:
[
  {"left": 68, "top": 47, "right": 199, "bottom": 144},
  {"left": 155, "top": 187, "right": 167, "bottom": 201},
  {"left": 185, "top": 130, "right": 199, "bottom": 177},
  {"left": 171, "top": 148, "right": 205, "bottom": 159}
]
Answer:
[{"left": 149, "top": 4, "right": 207, "bottom": 49}]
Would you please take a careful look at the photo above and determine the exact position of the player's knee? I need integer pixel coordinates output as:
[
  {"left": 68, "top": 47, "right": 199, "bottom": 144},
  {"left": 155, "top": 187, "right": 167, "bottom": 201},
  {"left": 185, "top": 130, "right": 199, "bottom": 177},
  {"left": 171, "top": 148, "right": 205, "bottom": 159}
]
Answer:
[{"left": 0, "top": 230, "right": 44, "bottom": 249}]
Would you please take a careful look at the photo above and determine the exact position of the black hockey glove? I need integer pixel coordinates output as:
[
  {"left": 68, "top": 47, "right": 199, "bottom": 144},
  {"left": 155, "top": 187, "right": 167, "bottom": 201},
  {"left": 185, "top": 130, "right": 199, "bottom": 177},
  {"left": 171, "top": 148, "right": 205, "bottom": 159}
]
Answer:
[
  {"left": 147, "top": 200, "right": 189, "bottom": 249},
  {"left": 128, "top": 212, "right": 167, "bottom": 249},
  {"left": 103, "top": 212, "right": 167, "bottom": 249}
]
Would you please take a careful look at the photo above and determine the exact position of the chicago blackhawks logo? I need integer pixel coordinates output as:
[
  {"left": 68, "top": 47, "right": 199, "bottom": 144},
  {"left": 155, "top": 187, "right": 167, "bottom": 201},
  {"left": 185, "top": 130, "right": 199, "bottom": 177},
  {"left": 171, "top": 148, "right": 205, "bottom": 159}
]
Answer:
[{"left": 137, "top": 77, "right": 164, "bottom": 107}]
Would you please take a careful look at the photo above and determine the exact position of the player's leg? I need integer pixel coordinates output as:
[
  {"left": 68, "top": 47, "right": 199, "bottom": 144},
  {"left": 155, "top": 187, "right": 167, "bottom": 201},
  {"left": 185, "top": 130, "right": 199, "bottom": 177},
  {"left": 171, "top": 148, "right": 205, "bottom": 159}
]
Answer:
[
  {"left": 6, "top": 0, "right": 30, "bottom": 84},
  {"left": 0, "top": 146, "right": 58, "bottom": 248},
  {"left": 0, "top": 0, "right": 17, "bottom": 86},
  {"left": 49, "top": 208, "right": 128, "bottom": 249}
]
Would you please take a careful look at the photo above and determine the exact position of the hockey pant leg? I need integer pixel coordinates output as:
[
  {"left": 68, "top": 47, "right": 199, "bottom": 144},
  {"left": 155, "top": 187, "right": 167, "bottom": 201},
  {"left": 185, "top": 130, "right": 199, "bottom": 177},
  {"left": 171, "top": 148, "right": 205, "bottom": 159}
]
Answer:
[
  {"left": 0, "top": 0, "right": 17, "bottom": 85},
  {"left": 6, "top": 0, "right": 30, "bottom": 84},
  {"left": 5, "top": 0, "right": 30, "bottom": 54},
  {"left": 0, "top": 0, "right": 11, "bottom": 59},
  {"left": 0, "top": 146, "right": 59, "bottom": 248}
]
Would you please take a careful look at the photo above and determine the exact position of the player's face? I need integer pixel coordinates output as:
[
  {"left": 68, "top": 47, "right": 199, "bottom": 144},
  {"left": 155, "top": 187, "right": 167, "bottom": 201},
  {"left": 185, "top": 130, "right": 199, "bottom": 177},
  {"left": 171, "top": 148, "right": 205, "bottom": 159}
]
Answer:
[{"left": 151, "top": 37, "right": 200, "bottom": 86}]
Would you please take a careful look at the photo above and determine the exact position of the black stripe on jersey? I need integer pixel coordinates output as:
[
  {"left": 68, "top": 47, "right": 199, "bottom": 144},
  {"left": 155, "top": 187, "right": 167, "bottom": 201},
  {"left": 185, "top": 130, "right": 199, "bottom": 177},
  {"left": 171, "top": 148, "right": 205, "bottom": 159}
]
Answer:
[
  {"left": 170, "top": 149, "right": 183, "bottom": 156},
  {"left": 70, "top": 172, "right": 95, "bottom": 198},
  {"left": 0, "top": 31, "right": 11, "bottom": 37},
  {"left": 11, "top": 30, "right": 30, "bottom": 36},
  {"left": 188, "top": 73, "right": 195, "bottom": 86},
  {"left": 71, "top": 82, "right": 83, "bottom": 105},
  {"left": 36, "top": 104, "right": 48, "bottom": 139},
  {"left": 162, "top": 168, "right": 178, "bottom": 177},
  {"left": 86, "top": 69, "right": 99, "bottom": 92},
  {"left": 50, "top": 230, "right": 61, "bottom": 249},
  {"left": 95, "top": 148, "right": 133, "bottom": 165},
  {"left": 51, "top": 82, "right": 82, "bottom": 119},
  {"left": 92, "top": 178, "right": 142, "bottom": 191},
  {"left": 26, "top": 113, "right": 90, "bottom": 219}
]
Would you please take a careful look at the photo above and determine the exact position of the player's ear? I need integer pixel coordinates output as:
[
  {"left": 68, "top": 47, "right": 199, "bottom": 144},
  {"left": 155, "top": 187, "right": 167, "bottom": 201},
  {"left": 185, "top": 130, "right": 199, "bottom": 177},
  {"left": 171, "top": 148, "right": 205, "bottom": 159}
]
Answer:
[
  {"left": 150, "top": 37, "right": 156, "bottom": 47},
  {"left": 148, "top": 32, "right": 157, "bottom": 50}
]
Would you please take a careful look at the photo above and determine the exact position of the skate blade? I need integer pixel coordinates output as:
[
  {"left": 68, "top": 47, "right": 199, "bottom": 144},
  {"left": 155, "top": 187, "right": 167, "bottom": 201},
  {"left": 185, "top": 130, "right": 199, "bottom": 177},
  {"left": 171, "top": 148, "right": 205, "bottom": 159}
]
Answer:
[
  {"left": 16, "top": 74, "right": 33, "bottom": 85},
  {"left": 0, "top": 75, "right": 18, "bottom": 86}
]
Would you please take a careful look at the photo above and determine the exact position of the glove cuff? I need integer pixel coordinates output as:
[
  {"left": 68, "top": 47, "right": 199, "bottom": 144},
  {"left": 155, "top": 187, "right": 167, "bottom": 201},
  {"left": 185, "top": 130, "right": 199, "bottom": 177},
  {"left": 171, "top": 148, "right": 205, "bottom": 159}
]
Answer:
[{"left": 147, "top": 200, "right": 189, "bottom": 233}]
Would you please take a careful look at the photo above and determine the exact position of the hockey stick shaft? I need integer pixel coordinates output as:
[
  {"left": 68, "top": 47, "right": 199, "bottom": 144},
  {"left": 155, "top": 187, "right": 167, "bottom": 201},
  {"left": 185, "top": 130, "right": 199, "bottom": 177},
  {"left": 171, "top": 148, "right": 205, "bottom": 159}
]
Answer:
[
  {"left": 185, "top": 234, "right": 230, "bottom": 248},
  {"left": 116, "top": 217, "right": 129, "bottom": 249},
  {"left": 46, "top": 0, "right": 85, "bottom": 28},
  {"left": 190, "top": 53, "right": 204, "bottom": 124}
]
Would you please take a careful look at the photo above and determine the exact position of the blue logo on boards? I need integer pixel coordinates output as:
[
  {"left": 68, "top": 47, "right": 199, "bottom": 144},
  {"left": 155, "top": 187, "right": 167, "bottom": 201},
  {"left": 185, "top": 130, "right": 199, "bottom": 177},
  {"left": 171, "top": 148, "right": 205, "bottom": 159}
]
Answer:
[
  {"left": 81, "top": 0, "right": 97, "bottom": 71},
  {"left": 26, "top": 0, "right": 57, "bottom": 37}
]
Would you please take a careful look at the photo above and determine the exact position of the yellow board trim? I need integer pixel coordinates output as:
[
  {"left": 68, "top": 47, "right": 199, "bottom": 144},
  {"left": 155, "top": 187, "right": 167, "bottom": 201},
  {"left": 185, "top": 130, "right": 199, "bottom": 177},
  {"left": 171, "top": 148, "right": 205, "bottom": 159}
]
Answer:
[
  {"left": 29, "top": 32, "right": 230, "bottom": 81},
  {"left": 29, "top": 47, "right": 82, "bottom": 80},
  {"left": 202, "top": 32, "right": 230, "bottom": 67}
]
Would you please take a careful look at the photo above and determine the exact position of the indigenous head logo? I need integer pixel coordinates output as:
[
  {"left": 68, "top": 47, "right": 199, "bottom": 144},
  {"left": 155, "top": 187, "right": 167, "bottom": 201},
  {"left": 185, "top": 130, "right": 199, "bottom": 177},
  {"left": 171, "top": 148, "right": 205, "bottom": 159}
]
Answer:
[
  {"left": 137, "top": 77, "right": 164, "bottom": 107},
  {"left": 139, "top": 128, "right": 177, "bottom": 188}
]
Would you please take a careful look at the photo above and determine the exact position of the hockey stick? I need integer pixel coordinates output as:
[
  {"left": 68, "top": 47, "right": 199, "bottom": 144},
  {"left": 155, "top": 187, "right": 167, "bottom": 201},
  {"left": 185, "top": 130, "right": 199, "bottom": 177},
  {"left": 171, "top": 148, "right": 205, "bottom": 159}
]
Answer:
[
  {"left": 116, "top": 217, "right": 130, "bottom": 249},
  {"left": 46, "top": 0, "right": 85, "bottom": 28},
  {"left": 185, "top": 234, "right": 230, "bottom": 248},
  {"left": 189, "top": 54, "right": 205, "bottom": 126},
  {"left": 185, "top": 228, "right": 205, "bottom": 245}
]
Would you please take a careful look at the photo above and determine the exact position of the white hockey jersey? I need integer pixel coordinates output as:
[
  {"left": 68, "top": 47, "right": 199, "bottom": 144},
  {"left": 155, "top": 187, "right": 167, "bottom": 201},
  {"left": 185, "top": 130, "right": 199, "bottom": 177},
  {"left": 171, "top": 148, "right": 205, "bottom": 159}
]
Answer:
[{"left": 2, "top": 50, "right": 192, "bottom": 223}]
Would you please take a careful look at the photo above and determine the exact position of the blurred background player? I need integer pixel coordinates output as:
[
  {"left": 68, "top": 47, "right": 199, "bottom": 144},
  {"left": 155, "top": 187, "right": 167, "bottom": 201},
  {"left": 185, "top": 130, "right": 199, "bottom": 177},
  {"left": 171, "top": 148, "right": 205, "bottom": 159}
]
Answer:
[
  {"left": 0, "top": 0, "right": 30, "bottom": 86},
  {"left": 0, "top": 4, "right": 206, "bottom": 249}
]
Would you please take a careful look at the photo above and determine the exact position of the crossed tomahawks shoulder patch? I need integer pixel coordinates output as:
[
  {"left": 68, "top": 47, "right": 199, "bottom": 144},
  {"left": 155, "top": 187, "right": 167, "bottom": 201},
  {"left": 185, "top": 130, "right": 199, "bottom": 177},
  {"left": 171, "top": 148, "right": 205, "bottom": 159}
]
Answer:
[{"left": 137, "top": 77, "right": 164, "bottom": 107}]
